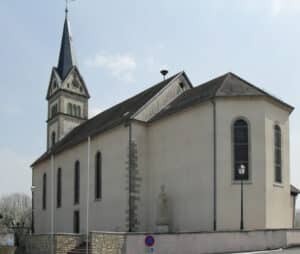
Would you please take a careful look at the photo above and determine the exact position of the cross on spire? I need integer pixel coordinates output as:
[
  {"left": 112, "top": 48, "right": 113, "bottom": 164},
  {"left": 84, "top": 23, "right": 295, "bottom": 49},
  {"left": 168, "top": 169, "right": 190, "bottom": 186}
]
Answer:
[{"left": 65, "top": 0, "right": 76, "bottom": 17}]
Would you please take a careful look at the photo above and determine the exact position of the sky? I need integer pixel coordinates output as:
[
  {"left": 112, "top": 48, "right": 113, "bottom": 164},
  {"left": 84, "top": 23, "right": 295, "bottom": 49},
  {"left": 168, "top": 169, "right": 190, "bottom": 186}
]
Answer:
[{"left": 0, "top": 0, "right": 300, "bottom": 206}]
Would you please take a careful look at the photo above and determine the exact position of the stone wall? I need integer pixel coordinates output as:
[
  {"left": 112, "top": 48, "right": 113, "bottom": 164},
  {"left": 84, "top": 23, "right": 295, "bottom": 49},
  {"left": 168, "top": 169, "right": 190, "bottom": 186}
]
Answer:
[
  {"left": 56, "top": 234, "right": 84, "bottom": 254},
  {"left": 90, "top": 232, "right": 126, "bottom": 254},
  {"left": 27, "top": 234, "right": 84, "bottom": 254}
]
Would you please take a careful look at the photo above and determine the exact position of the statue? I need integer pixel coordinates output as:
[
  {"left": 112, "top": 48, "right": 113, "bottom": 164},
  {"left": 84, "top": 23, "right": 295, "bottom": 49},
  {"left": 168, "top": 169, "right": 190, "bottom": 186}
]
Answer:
[{"left": 156, "top": 185, "right": 170, "bottom": 232}]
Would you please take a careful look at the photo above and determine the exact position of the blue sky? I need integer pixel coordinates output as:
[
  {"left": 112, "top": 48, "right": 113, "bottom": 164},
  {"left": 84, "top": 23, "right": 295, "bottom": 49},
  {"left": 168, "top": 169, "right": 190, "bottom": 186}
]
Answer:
[{"left": 0, "top": 0, "right": 300, "bottom": 206}]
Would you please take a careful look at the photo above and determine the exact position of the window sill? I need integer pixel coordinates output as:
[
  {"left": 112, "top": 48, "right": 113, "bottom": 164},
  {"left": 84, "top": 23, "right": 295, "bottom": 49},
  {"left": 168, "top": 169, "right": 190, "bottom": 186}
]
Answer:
[
  {"left": 95, "top": 198, "right": 102, "bottom": 202},
  {"left": 273, "top": 182, "right": 284, "bottom": 188}
]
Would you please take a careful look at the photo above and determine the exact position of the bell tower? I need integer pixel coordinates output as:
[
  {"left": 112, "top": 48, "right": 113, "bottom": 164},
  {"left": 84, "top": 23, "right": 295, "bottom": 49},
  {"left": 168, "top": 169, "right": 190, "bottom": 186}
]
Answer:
[{"left": 46, "top": 9, "right": 90, "bottom": 149}]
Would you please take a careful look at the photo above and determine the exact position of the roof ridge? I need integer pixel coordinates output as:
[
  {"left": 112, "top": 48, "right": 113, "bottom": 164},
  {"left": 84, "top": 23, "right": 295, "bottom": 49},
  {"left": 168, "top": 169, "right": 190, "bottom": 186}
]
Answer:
[{"left": 222, "top": 72, "right": 294, "bottom": 110}]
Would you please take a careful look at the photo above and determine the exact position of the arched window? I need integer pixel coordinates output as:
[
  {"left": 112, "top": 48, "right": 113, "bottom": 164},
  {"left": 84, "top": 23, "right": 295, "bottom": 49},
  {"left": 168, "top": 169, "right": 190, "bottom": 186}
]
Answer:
[
  {"left": 233, "top": 119, "right": 249, "bottom": 180},
  {"left": 74, "top": 161, "right": 80, "bottom": 204},
  {"left": 95, "top": 152, "right": 102, "bottom": 200},
  {"left": 274, "top": 125, "right": 282, "bottom": 183},
  {"left": 42, "top": 173, "right": 47, "bottom": 210},
  {"left": 73, "top": 105, "right": 77, "bottom": 117},
  {"left": 51, "top": 132, "right": 56, "bottom": 146},
  {"left": 57, "top": 168, "right": 62, "bottom": 208},
  {"left": 67, "top": 103, "right": 72, "bottom": 115}
]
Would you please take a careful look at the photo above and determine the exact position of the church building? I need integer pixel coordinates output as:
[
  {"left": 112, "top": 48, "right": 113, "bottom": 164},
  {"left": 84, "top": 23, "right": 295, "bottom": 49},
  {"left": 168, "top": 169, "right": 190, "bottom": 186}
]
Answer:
[{"left": 31, "top": 11, "right": 299, "bottom": 235}]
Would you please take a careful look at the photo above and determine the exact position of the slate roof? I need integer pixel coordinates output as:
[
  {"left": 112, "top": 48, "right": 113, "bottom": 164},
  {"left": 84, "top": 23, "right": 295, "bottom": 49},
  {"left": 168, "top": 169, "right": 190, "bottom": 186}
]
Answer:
[
  {"left": 150, "top": 72, "right": 294, "bottom": 122},
  {"left": 57, "top": 17, "right": 76, "bottom": 80},
  {"left": 291, "top": 185, "right": 300, "bottom": 196},
  {"left": 31, "top": 72, "right": 181, "bottom": 167}
]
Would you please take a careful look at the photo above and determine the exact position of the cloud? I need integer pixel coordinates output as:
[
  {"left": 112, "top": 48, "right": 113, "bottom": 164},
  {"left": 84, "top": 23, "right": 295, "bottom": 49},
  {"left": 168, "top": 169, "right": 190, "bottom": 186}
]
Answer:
[
  {"left": 270, "top": 0, "right": 300, "bottom": 16},
  {"left": 86, "top": 53, "right": 137, "bottom": 82}
]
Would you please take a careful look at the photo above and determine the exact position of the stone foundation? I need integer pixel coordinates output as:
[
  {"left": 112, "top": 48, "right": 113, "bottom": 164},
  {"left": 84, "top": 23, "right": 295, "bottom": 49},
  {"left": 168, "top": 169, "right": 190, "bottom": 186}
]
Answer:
[
  {"left": 26, "top": 229, "right": 300, "bottom": 254},
  {"left": 90, "top": 232, "right": 126, "bottom": 254},
  {"left": 26, "top": 234, "right": 84, "bottom": 254}
]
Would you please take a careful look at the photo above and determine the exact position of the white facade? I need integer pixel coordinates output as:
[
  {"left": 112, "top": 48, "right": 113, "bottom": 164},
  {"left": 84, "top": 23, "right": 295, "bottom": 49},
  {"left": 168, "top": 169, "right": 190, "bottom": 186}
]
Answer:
[{"left": 32, "top": 75, "right": 295, "bottom": 233}]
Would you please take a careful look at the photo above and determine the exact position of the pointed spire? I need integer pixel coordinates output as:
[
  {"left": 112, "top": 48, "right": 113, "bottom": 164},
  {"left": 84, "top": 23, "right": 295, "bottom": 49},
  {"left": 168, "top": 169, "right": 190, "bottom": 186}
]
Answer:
[{"left": 57, "top": 14, "right": 76, "bottom": 80}]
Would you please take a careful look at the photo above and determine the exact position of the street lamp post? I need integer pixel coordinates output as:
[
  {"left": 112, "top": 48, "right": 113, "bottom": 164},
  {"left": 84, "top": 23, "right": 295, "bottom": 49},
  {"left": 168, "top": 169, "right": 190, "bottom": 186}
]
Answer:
[{"left": 238, "top": 164, "right": 246, "bottom": 231}]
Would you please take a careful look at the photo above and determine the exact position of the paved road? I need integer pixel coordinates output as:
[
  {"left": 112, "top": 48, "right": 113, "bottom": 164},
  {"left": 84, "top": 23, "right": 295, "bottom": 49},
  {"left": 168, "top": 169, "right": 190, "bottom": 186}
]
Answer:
[{"left": 239, "top": 249, "right": 300, "bottom": 254}]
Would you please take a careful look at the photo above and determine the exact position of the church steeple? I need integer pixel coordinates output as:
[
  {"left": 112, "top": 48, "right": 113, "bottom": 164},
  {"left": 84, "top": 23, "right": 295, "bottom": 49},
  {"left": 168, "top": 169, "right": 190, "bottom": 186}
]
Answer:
[
  {"left": 45, "top": 10, "right": 90, "bottom": 150},
  {"left": 57, "top": 15, "right": 76, "bottom": 80}
]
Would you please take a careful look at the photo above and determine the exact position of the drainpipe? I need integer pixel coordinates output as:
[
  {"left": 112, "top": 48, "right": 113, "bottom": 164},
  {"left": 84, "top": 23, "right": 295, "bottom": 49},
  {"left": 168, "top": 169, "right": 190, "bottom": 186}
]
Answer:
[
  {"left": 51, "top": 154, "right": 55, "bottom": 254},
  {"left": 128, "top": 122, "right": 133, "bottom": 232},
  {"left": 212, "top": 99, "right": 217, "bottom": 231},
  {"left": 86, "top": 136, "right": 91, "bottom": 253}
]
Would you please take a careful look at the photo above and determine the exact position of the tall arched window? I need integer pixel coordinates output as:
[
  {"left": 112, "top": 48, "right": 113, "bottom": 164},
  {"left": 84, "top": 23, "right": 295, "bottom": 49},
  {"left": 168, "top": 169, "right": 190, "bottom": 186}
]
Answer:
[
  {"left": 74, "top": 161, "right": 80, "bottom": 204},
  {"left": 233, "top": 119, "right": 249, "bottom": 180},
  {"left": 42, "top": 173, "right": 47, "bottom": 210},
  {"left": 57, "top": 168, "right": 62, "bottom": 208},
  {"left": 67, "top": 103, "right": 72, "bottom": 115},
  {"left": 51, "top": 132, "right": 56, "bottom": 146},
  {"left": 95, "top": 152, "right": 102, "bottom": 200},
  {"left": 274, "top": 125, "right": 282, "bottom": 183}
]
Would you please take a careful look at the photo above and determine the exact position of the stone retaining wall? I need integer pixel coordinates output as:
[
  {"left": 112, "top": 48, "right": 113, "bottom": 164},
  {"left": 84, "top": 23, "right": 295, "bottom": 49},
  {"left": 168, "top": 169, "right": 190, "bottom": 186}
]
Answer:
[
  {"left": 27, "top": 234, "right": 84, "bottom": 254},
  {"left": 90, "top": 232, "right": 126, "bottom": 254},
  {"left": 27, "top": 229, "right": 300, "bottom": 254}
]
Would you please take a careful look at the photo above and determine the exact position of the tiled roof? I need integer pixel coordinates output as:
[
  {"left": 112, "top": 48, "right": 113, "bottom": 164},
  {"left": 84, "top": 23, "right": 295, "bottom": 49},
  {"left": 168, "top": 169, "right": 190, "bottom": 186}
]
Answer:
[
  {"left": 57, "top": 17, "right": 76, "bottom": 80},
  {"left": 31, "top": 72, "right": 180, "bottom": 167},
  {"left": 150, "top": 72, "right": 294, "bottom": 122}
]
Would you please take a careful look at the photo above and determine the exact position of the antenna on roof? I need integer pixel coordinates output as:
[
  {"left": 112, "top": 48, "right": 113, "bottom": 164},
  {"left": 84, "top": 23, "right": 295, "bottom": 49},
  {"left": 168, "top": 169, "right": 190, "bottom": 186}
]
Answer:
[{"left": 160, "top": 69, "right": 168, "bottom": 80}]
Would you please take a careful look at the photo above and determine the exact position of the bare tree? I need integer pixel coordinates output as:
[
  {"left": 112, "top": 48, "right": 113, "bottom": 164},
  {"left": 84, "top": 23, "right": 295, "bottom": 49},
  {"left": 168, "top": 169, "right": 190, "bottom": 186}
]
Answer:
[{"left": 0, "top": 193, "right": 31, "bottom": 229}]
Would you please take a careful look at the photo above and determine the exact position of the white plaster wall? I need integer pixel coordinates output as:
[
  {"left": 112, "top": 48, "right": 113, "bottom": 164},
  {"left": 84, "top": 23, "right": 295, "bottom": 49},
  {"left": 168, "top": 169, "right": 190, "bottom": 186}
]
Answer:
[
  {"left": 32, "top": 159, "right": 52, "bottom": 234},
  {"left": 125, "top": 231, "right": 287, "bottom": 254},
  {"left": 264, "top": 100, "right": 293, "bottom": 228},
  {"left": 62, "top": 120, "right": 80, "bottom": 137},
  {"left": 215, "top": 97, "right": 266, "bottom": 230},
  {"left": 147, "top": 102, "right": 214, "bottom": 232},
  {"left": 33, "top": 125, "right": 130, "bottom": 234},
  {"left": 134, "top": 75, "right": 190, "bottom": 122},
  {"left": 131, "top": 122, "right": 149, "bottom": 231}
]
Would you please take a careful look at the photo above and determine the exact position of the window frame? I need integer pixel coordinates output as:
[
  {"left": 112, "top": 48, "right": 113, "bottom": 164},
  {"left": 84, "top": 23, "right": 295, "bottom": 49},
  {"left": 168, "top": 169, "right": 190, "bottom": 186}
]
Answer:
[
  {"left": 42, "top": 173, "right": 47, "bottom": 210},
  {"left": 74, "top": 160, "right": 80, "bottom": 205},
  {"left": 231, "top": 117, "right": 252, "bottom": 183},
  {"left": 95, "top": 151, "right": 102, "bottom": 201},
  {"left": 274, "top": 124, "right": 283, "bottom": 184},
  {"left": 57, "top": 168, "right": 62, "bottom": 208}
]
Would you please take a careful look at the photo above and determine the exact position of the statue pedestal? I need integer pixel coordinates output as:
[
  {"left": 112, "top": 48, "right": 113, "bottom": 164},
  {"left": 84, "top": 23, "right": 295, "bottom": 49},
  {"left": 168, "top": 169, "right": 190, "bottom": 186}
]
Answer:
[{"left": 156, "top": 225, "right": 169, "bottom": 233}]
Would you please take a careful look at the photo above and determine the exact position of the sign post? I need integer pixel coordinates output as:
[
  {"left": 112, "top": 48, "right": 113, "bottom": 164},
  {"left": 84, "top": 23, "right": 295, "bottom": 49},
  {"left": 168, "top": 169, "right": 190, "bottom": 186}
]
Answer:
[{"left": 145, "top": 235, "right": 155, "bottom": 253}]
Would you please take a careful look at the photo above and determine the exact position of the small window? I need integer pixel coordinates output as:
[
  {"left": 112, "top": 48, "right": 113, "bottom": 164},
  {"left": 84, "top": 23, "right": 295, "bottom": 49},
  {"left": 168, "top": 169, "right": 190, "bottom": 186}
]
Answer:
[
  {"left": 95, "top": 152, "right": 102, "bottom": 200},
  {"left": 179, "top": 82, "right": 185, "bottom": 90},
  {"left": 77, "top": 106, "right": 81, "bottom": 117},
  {"left": 51, "top": 104, "right": 58, "bottom": 117},
  {"left": 73, "top": 210, "right": 80, "bottom": 234},
  {"left": 67, "top": 103, "right": 72, "bottom": 115},
  {"left": 233, "top": 119, "right": 249, "bottom": 181},
  {"left": 51, "top": 132, "right": 56, "bottom": 146},
  {"left": 42, "top": 173, "right": 47, "bottom": 210},
  {"left": 57, "top": 168, "right": 62, "bottom": 208},
  {"left": 74, "top": 161, "right": 80, "bottom": 204},
  {"left": 274, "top": 125, "right": 282, "bottom": 183},
  {"left": 73, "top": 105, "right": 77, "bottom": 117}
]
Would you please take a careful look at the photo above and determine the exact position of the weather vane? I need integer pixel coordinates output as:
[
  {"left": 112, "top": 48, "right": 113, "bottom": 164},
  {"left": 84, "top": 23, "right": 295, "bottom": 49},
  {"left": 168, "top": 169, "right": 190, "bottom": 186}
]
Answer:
[{"left": 65, "top": 0, "right": 76, "bottom": 16}]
